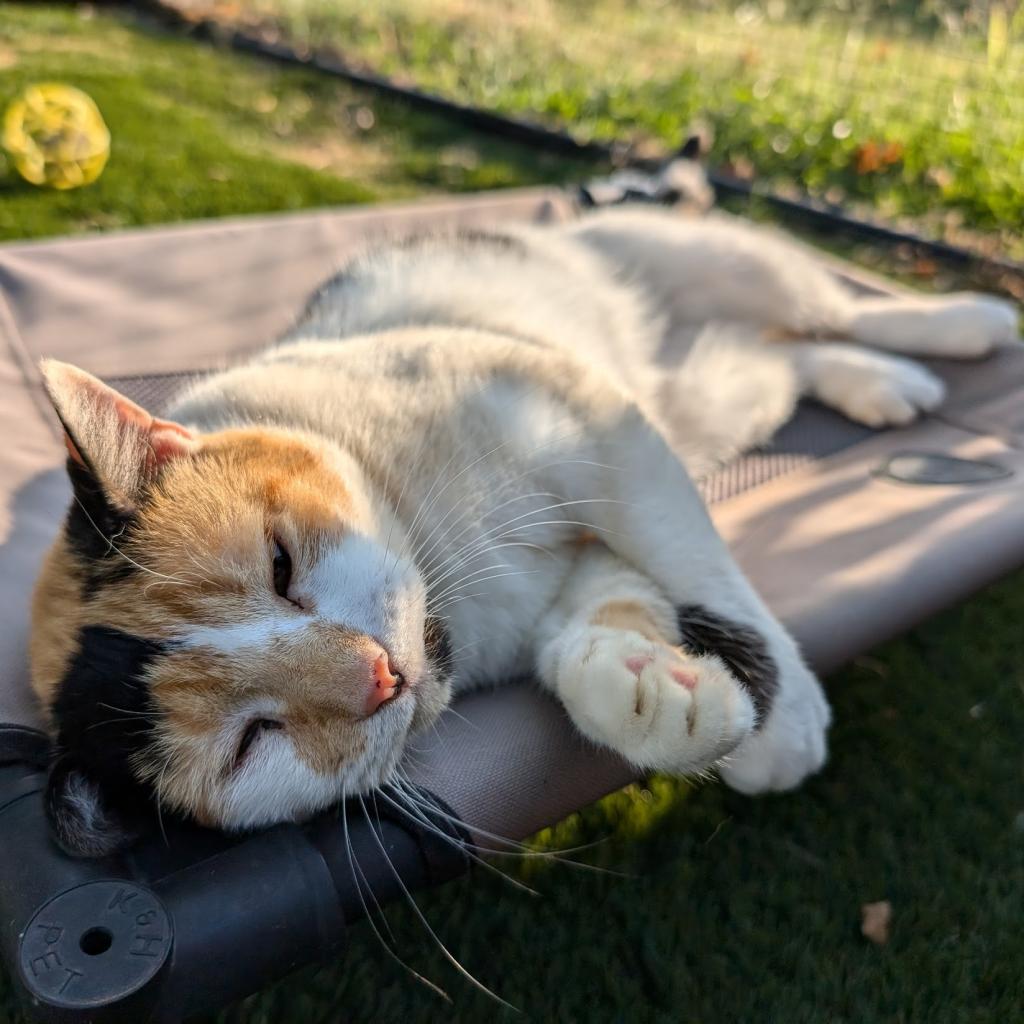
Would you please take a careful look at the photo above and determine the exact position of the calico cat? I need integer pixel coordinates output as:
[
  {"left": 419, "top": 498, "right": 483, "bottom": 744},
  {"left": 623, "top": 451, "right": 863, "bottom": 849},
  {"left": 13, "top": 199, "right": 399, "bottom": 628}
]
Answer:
[{"left": 31, "top": 202, "right": 1017, "bottom": 856}]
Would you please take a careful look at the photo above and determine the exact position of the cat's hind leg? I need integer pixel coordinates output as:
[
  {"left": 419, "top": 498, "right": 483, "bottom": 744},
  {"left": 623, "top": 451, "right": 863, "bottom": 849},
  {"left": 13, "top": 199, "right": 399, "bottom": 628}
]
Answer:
[
  {"left": 569, "top": 209, "right": 1018, "bottom": 359},
  {"left": 536, "top": 545, "right": 755, "bottom": 775},
  {"left": 784, "top": 340, "right": 947, "bottom": 428},
  {"left": 841, "top": 292, "right": 1018, "bottom": 360}
]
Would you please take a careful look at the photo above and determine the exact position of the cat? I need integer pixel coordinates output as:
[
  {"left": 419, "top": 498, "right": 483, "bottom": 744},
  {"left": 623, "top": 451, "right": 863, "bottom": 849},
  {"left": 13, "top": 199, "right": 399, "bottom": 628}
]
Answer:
[{"left": 30, "top": 199, "right": 1017, "bottom": 857}]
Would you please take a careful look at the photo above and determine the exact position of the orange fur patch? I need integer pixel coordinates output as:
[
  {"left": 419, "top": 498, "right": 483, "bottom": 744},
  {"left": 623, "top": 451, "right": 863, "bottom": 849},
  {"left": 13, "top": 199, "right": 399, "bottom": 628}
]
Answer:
[
  {"left": 30, "top": 425, "right": 377, "bottom": 819},
  {"left": 591, "top": 600, "right": 668, "bottom": 644}
]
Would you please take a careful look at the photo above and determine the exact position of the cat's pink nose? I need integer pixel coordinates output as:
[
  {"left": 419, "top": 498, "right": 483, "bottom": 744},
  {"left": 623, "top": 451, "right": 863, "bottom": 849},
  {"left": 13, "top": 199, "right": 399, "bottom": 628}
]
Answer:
[{"left": 366, "top": 650, "right": 404, "bottom": 714}]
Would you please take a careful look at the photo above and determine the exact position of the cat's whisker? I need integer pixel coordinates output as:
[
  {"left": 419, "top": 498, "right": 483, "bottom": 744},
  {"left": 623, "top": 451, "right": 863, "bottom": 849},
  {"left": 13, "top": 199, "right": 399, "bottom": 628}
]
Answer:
[
  {"left": 341, "top": 803, "right": 451, "bottom": 1002},
  {"left": 426, "top": 566, "right": 533, "bottom": 608},
  {"left": 391, "top": 772, "right": 622, "bottom": 873},
  {"left": 411, "top": 479, "right": 561, "bottom": 577},
  {"left": 426, "top": 494, "right": 638, "bottom": 589},
  {"left": 401, "top": 426, "right": 487, "bottom": 566},
  {"left": 426, "top": 518, "right": 627, "bottom": 613},
  {"left": 154, "top": 753, "right": 173, "bottom": 849},
  {"left": 376, "top": 446, "right": 397, "bottom": 573},
  {"left": 359, "top": 795, "right": 518, "bottom": 1011},
  {"left": 375, "top": 786, "right": 540, "bottom": 898},
  {"left": 408, "top": 420, "right": 623, "bottom": 574},
  {"left": 428, "top": 573, "right": 539, "bottom": 614},
  {"left": 403, "top": 436, "right": 521, "bottom": 567},
  {"left": 85, "top": 718, "right": 152, "bottom": 734},
  {"left": 415, "top": 490, "right": 564, "bottom": 585},
  {"left": 421, "top": 538, "right": 551, "bottom": 594},
  {"left": 403, "top": 386, "right": 586, "bottom": 569},
  {"left": 95, "top": 702, "right": 153, "bottom": 719},
  {"left": 413, "top": 444, "right": 629, "bottom": 578},
  {"left": 341, "top": 802, "right": 395, "bottom": 942},
  {"left": 71, "top": 495, "right": 195, "bottom": 586}
]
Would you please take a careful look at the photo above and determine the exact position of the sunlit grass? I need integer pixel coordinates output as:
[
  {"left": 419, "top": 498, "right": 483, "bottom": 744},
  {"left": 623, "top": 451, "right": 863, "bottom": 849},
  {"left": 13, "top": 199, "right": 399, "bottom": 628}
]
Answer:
[
  {"left": 195, "top": 0, "right": 1024, "bottom": 258},
  {"left": 0, "top": 3, "right": 590, "bottom": 242}
]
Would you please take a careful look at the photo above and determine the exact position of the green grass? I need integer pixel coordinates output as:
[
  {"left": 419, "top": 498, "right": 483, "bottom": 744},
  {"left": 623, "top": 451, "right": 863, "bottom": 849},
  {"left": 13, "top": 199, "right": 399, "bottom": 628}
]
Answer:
[
  {"left": 194, "top": 578, "right": 1024, "bottom": 1022},
  {"left": 0, "top": 4, "right": 590, "bottom": 242},
  {"left": 188, "top": 0, "right": 1024, "bottom": 261},
  {"left": 1, "top": 5, "right": 1023, "bottom": 1023}
]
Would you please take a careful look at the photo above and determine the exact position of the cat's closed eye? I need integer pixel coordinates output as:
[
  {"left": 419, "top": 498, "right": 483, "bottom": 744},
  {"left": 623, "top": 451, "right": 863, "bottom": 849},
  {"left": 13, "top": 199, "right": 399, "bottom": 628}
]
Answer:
[
  {"left": 235, "top": 718, "right": 284, "bottom": 770},
  {"left": 272, "top": 538, "right": 294, "bottom": 602}
]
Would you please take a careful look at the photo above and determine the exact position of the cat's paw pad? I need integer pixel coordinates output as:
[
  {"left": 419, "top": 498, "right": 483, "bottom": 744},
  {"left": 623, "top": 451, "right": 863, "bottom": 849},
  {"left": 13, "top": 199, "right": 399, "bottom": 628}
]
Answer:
[
  {"left": 923, "top": 295, "right": 1019, "bottom": 358},
  {"left": 836, "top": 357, "right": 946, "bottom": 428},
  {"left": 557, "top": 627, "right": 755, "bottom": 774},
  {"left": 718, "top": 659, "right": 830, "bottom": 794}
]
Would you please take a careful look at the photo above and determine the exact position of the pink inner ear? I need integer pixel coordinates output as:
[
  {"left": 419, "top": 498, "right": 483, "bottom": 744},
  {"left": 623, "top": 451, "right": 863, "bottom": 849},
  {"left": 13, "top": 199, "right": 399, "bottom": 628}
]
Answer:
[
  {"left": 147, "top": 420, "right": 196, "bottom": 470},
  {"left": 45, "top": 360, "right": 196, "bottom": 474},
  {"left": 109, "top": 392, "right": 196, "bottom": 471}
]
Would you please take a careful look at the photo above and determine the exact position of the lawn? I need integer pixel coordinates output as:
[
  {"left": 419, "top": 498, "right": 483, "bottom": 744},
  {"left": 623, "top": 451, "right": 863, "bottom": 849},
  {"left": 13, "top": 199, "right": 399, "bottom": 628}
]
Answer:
[
  {"left": 169, "top": 0, "right": 1024, "bottom": 263},
  {"left": 1, "top": 5, "right": 1023, "bottom": 1024},
  {"left": 0, "top": 4, "right": 589, "bottom": 241}
]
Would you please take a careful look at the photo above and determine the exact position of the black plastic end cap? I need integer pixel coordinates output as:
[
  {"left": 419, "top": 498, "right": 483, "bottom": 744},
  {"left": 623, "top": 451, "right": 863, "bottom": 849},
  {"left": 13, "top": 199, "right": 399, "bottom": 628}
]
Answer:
[{"left": 19, "top": 880, "right": 171, "bottom": 1019}]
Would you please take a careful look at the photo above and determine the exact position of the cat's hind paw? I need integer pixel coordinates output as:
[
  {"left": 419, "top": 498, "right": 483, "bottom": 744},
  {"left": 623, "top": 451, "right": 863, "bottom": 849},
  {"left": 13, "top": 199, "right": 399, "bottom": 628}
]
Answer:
[{"left": 918, "top": 294, "right": 1019, "bottom": 358}]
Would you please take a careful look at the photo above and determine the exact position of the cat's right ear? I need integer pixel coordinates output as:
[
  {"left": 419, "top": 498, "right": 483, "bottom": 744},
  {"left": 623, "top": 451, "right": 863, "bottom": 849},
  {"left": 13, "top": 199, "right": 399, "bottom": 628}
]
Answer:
[
  {"left": 39, "top": 359, "right": 197, "bottom": 512},
  {"left": 45, "top": 753, "right": 137, "bottom": 858},
  {"left": 677, "top": 134, "right": 705, "bottom": 161}
]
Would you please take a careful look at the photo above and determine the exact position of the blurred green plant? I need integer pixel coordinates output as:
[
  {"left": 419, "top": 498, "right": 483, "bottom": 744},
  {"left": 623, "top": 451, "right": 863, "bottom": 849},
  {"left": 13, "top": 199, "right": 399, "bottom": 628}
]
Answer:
[
  {"left": 192, "top": 0, "right": 1024, "bottom": 260},
  {"left": 0, "top": 3, "right": 588, "bottom": 241}
]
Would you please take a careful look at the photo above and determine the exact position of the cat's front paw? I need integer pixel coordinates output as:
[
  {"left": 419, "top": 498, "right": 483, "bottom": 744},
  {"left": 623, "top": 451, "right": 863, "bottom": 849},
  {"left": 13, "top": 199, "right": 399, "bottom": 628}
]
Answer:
[
  {"left": 825, "top": 353, "right": 946, "bottom": 428},
  {"left": 556, "top": 626, "right": 755, "bottom": 774},
  {"left": 718, "top": 656, "right": 830, "bottom": 794}
]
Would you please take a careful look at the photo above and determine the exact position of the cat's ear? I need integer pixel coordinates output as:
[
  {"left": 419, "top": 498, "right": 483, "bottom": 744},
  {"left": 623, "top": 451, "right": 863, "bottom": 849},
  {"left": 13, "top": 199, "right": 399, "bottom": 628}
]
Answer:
[
  {"left": 677, "top": 134, "right": 705, "bottom": 161},
  {"left": 45, "top": 753, "right": 137, "bottom": 858},
  {"left": 39, "top": 359, "right": 197, "bottom": 511}
]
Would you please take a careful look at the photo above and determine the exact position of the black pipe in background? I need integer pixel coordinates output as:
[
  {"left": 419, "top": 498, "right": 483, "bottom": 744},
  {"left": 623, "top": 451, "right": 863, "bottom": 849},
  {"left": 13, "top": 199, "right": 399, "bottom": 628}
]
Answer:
[{"left": 0, "top": 726, "right": 469, "bottom": 1024}]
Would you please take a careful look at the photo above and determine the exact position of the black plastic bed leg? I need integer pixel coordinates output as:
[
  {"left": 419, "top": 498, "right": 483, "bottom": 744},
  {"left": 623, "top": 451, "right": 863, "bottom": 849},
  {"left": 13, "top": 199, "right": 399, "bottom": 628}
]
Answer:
[
  {"left": 0, "top": 744, "right": 173, "bottom": 1023},
  {"left": 0, "top": 726, "right": 470, "bottom": 1023}
]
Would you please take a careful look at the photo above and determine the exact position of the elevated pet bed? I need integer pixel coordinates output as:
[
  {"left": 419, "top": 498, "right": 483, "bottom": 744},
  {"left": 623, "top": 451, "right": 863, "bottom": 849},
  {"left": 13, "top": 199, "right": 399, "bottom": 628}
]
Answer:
[{"left": 1, "top": 189, "right": 1022, "bottom": 1022}]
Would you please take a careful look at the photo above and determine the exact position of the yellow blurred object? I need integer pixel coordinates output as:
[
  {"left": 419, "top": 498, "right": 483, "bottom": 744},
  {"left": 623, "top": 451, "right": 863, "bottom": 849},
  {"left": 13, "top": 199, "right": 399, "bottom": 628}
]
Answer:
[{"left": 2, "top": 83, "right": 110, "bottom": 190}]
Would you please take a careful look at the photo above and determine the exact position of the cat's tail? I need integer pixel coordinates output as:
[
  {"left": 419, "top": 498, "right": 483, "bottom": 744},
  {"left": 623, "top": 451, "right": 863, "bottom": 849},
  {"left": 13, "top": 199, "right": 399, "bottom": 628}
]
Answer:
[{"left": 646, "top": 323, "right": 801, "bottom": 481}]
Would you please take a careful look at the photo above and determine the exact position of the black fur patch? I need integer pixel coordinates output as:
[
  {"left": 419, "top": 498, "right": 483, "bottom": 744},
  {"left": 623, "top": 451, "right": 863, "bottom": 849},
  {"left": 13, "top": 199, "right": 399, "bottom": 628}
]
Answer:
[
  {"left": 47, "top": 626, "right": 165, "bottom": 856},
  {"left": 676, "top": 605, "right": 778, "bottom": 723},
  {"left": 63, "top": 458, "right": 139, "bottom": 590},
  {"left": 678, "top": 134, "right": 704, "bottom": 160},
  {"left": 423, "top": 615, "right": 453, "bottom": 677}
]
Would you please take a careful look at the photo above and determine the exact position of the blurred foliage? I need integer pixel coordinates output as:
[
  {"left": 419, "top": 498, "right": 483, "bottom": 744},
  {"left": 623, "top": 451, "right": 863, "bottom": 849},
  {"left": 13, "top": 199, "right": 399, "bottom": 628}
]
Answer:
[
  {"left": 181, "top": 0, "right": 1024, "bottom": 261},
  {"left": 0, "top": 4, "right": 589, "bottom": 241}
]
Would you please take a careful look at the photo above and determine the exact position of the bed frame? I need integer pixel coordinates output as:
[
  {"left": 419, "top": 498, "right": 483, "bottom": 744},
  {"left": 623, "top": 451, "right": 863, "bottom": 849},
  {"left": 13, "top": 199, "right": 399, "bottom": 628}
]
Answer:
[{"left": 1, "top": 189, "right": 1022, "bottom": 1021}]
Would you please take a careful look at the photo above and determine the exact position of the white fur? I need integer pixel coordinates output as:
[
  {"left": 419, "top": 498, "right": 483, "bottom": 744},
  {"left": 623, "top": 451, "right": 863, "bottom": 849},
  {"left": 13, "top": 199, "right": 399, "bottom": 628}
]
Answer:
[
  {"left": 178, "top": 614, "right": 307, "bottom": 654},
  {"left": 304, "top": 534, "right": 427, "bottom": 671},
  {"left": 166, "top": 202, "right": 1018, "bottom": 811},
  {"left": 785, "top": 341, "right": 947, "bottom": 428}
]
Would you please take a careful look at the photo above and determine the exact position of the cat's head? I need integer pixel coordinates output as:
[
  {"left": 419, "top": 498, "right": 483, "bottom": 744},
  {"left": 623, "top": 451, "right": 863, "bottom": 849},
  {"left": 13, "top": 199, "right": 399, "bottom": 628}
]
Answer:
[
  {"left": 657, "top": 134, "right": 715, "bottom": 213},
  {"left": 31, "top": 360, "right": 451, "bottom": 857}
]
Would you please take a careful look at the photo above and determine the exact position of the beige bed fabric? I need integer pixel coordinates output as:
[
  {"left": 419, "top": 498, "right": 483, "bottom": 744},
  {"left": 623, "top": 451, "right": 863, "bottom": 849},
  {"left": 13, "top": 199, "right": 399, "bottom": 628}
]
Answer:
[{"left": 2, "top": 189, "right": 1022, "bottom": 843}]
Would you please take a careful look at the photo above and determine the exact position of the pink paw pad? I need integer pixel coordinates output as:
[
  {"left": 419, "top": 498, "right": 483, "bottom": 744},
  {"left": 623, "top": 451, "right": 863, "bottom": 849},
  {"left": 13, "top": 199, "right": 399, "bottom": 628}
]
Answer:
[
  {"left": 625, "top": 655, "right": 654, "bottom": 676},
  {"left": 671, "top": 668, "right": 698, "bottom": 690}
]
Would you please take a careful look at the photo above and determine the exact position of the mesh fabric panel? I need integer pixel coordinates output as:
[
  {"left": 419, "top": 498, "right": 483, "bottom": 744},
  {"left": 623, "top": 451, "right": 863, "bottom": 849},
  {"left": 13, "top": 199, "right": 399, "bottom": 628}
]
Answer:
[{"left": 107, "top": 371, "right": 206, "bottom": 413}]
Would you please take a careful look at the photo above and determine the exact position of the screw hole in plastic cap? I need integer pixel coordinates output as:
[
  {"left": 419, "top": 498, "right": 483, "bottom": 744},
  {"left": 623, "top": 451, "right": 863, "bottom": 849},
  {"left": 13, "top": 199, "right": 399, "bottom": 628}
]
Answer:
[{"left": 79, "top": 927, "right": 113, "bottom": 956}]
